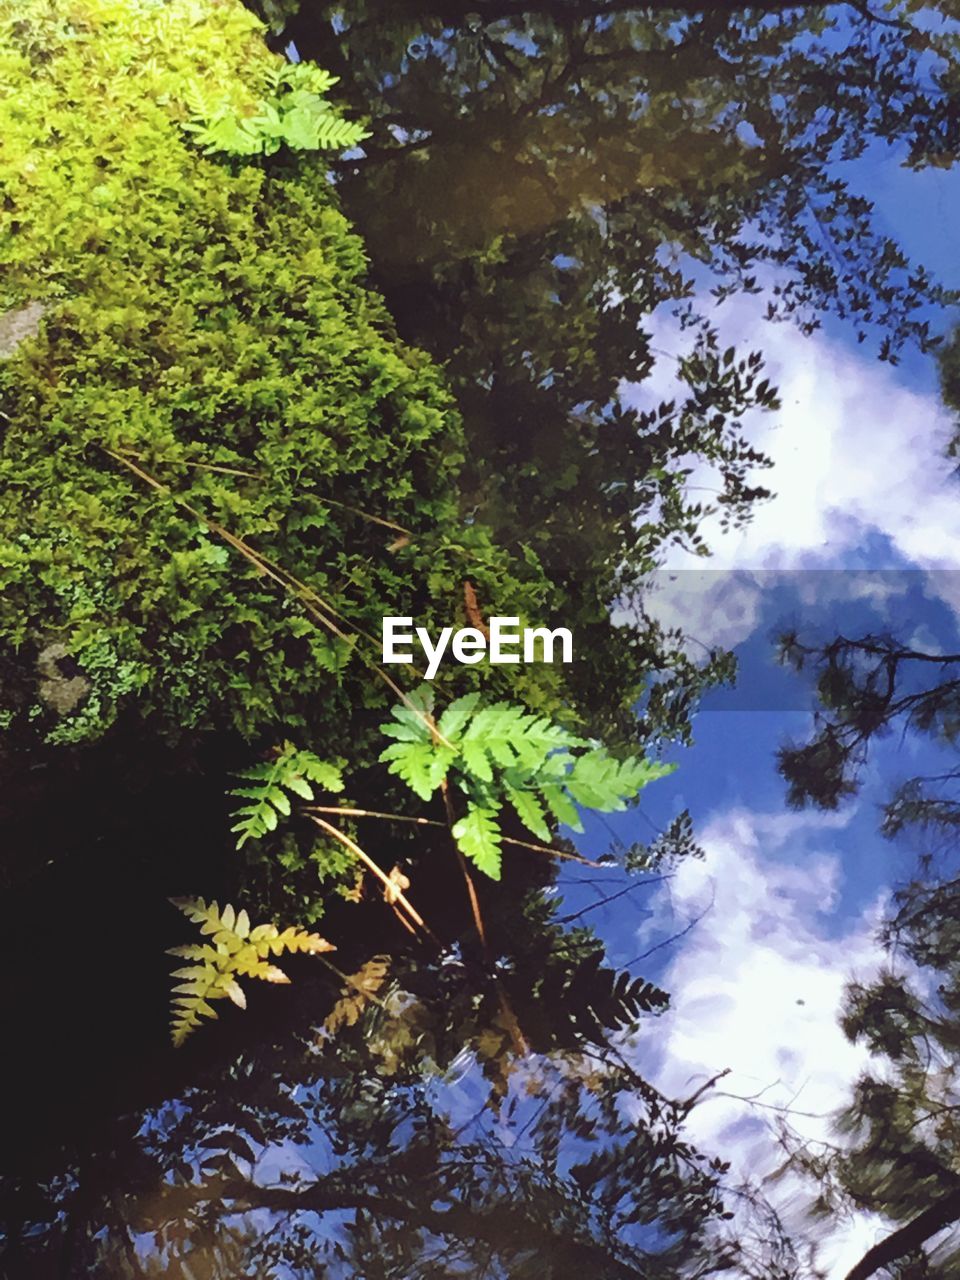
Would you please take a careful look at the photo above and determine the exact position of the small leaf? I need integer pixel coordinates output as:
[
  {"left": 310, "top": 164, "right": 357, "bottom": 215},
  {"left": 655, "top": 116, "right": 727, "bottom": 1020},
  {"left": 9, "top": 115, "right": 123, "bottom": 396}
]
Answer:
[
  {"left": 223, "top": 979, "right": 247, "bottom": 1009},
  {"left": 438, "top": 692, "right": 481, "bottom": 741},
  {"left": 505, "top": 785, "right": 551, "bottom": 842},
  {"left": 268, "top": 788, "right": 291, "bottom": 818},
  {"left": 540, "top": 783, "right": 583, "bottom": 832},
  {"left": 285, "top": 775, "right": 314, "bottom": 800}
]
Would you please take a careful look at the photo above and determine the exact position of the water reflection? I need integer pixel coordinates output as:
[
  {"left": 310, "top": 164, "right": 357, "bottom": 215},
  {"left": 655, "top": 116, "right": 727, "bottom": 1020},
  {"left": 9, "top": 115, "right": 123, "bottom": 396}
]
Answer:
[{"left": 3, "top": 937, "right": 771, "bottom": 1279}]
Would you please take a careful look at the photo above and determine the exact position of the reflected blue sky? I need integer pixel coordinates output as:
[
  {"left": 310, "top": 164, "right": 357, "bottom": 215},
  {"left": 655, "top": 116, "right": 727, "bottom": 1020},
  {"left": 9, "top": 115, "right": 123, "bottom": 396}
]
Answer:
[{"left": 547, "top": 143, "right": 960, "bottom": 1268}]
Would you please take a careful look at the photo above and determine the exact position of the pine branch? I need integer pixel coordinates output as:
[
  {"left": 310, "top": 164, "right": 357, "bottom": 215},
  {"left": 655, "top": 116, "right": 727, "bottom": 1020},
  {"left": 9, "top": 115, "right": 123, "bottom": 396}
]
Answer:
[{"left": 844, "top": 1188, "right": 960, "bottom": 1280}]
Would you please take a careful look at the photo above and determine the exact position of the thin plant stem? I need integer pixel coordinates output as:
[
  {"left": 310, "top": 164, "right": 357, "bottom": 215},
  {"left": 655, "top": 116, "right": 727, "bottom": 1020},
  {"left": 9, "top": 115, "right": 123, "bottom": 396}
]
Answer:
[
  {"left": 440, "top": 774, "right": 490, "bottom": 956},
  {"left": 307, "top": 814, "right": 440, "bottom": 944},
  {"left": 112, "top": 448, "right": 412, "bottom": 532},
  {"left": 304, "top": 804, "right": 608, "bottom": 866}
]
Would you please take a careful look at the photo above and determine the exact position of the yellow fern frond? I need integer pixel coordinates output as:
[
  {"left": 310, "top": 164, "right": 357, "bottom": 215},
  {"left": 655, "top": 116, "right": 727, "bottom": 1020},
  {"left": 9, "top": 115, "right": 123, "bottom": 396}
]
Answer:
[
  {"left": 168, "top": 898, "right": 334, "bottom": 1047},
  {"left": 324, "top": 956, "right": 391, "bottom": 1035}
]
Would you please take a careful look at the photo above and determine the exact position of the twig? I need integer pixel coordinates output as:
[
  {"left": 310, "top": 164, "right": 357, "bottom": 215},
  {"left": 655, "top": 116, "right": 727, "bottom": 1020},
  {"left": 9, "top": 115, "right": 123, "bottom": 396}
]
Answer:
[
  {"left": 496, "top": 833, "right": 609, "bottom": 867},
  {"left": 622, "top": 900, "right": 711, "bottom": 967},
  {"left": 440, "top": 776, "right": 491, "bottom": 956},
  {"left": 304, "top": 805, "right": 609, "bottom": 866},
  {"left": 556, "top": 874, "right": 673, "bottom": 924},
  {"left": 112, "top": 448, "right": 412, "bottom": 532},
  {"left": 437, "top": 776, "right": 529, "bottom": 1058},
  {"left": 681, "top": 1067, "right": 731, "bottom": 1114},
  {"left": 306, "top": 804, "right": 445, "bottom": 828},
  {"left": 307, "top": 814, "right": 440, "bottom": 944}
]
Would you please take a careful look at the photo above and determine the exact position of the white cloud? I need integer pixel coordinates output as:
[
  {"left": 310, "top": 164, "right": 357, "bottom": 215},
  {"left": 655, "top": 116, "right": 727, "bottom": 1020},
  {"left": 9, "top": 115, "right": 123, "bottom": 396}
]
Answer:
[
  {"left": 623, "top": 569, "right": 766, "bottom": 654},
  {"left": 664, "top": 310, "right": 959, "bottom": 572},
  {"left": 635, "top": 803, "right": 892, "bottom": 1275},
  {"left": 619, "top": 304, "right": 960, "bottom": 650}
]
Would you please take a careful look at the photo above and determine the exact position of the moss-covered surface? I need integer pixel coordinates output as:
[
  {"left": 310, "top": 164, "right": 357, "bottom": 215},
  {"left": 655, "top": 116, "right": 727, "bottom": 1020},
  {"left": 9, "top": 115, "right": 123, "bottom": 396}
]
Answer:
[{"left": 0, "top": 0, "right": 552, "bottom": 761}]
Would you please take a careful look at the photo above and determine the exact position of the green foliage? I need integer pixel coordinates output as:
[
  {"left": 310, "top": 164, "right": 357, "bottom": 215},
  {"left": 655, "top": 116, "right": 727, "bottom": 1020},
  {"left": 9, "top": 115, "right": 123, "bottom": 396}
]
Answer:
[
  {"left": 168, "top": 896, "right": 334, "bottom": 1046},
  {"left": 450, "top": 804, "right": 503, "bottom": 880},
  {"left": 230, "top": 742, "right": 343, "bottom": 847},
  {"left": 183, "top": 62, "right": 370, "bottom": 156},
  {"left": 779, "top": 870, "right": 960, "bottom": 1278},
  {"left": 380, "top": 687, "right": 674, "bottom": 880},
  {"left": 774, "top": 626, "right": 960, "bottom": 1274},
  {"left": 0, "top": 0, "right": 546, "bottom": 758}
]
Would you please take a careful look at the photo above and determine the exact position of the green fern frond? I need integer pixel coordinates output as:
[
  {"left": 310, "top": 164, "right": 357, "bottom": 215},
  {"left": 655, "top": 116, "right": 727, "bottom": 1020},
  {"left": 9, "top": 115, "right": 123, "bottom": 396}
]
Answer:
[
  {"left": 182, "top": 82, "right": 219, "bottom": 124},
  {"left": 436, "top": 691, "right": 481, "bottom": 739},
  {"left": 185, "top": 110, "right": 263, "bottom": 156},
  {"left": 379, "top": 739, "right": 455, "bottom": 801},
  {"left": 311, "top": 112, "right": 368, "bottom": 150},
  {"left": 287, "top": 65, "right": 338, "bottom": 95},
  {"left": 380, "top": 688, "right": 674, "bottom": 879},
  {"left": 461, "top": 700, "right": 580, "bottom": 774},
  {"left": 168, "top": 897, "right": 334, "bottom": 1046},
  {"left": 564, "top": 751, "right": 674, "bottom": 810},
  {"left": 229, "top": 743, "right": 343, "bottom": 848},
  {"left": 504, "top": 784, "right": 550, "bottom": 842},
  {"left": 182, "top": 62, "right": 369, "bottom": 159}
]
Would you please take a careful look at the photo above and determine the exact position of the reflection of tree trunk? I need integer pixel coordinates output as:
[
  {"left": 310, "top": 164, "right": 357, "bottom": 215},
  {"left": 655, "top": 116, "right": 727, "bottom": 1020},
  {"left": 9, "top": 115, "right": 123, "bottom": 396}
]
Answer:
[
  {"left": 57, "top": 1193, "right": 77, "bottom": 1280},
  {"left": 59, "top": 1150, "right": 89, "bottom": 1280},
  {"left": 844, "top": 1187, "right": 960, "bottom": 1280},
  {"left": 174, "top": 1177, "right": 652, "bottom": 1280}
]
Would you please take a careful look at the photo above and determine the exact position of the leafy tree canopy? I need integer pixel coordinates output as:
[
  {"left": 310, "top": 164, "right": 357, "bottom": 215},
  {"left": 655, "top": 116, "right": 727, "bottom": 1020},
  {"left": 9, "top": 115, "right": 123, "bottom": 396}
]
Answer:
[
  {"left": 777, "top": 630, "right": 960, "bottom": 816},
  {"left": 771, "top": 334, "right": 960, "bottom": 1279}
]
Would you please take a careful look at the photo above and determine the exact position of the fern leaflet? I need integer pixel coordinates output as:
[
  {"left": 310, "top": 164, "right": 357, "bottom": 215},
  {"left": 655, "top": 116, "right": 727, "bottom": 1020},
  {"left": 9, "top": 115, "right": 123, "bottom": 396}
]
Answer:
[
  {"left": 323, "top": 955, "right": 391, "bottom": 1034},
  {"left": 451, "top": 805, "right": 503, "bottom": 879},
  {"left": 183, "top": 63, "right": 370, "bottom": 158}
]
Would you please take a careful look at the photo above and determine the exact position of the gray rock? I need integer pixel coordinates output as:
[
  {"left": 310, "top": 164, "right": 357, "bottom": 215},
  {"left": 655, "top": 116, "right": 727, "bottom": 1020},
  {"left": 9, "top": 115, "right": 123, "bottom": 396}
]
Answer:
[
  {"left": 0, "top": 300, "right": 45, "bottom": 358},
  {"left": 36, "top": 642, "right": 90, "bottom": 716}
]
